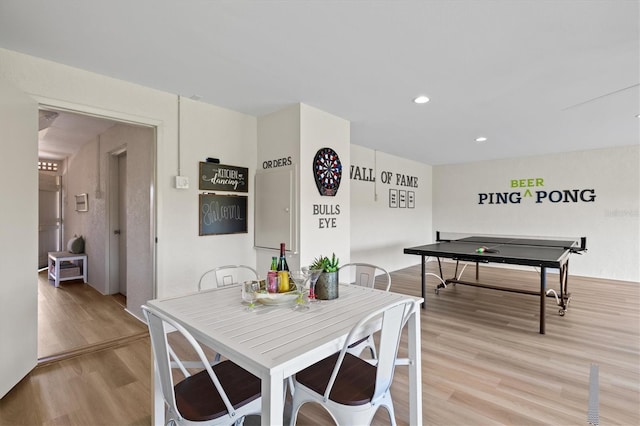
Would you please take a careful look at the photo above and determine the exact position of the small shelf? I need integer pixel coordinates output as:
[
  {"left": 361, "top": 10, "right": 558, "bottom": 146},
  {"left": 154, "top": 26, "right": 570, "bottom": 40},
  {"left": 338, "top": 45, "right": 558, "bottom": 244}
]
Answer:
[{"left": 48, "top": 252, "right": 87, "bottom": 288}]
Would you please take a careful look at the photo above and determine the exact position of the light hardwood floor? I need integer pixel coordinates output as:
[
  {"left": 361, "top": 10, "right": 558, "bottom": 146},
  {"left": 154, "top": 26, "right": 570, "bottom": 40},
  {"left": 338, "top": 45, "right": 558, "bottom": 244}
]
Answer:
[
  {"left": 1, "top": 263, "right": 638, "bottom": 425},
  {"left": 36, "top": 270, "right": 147, "bottom": 361}
]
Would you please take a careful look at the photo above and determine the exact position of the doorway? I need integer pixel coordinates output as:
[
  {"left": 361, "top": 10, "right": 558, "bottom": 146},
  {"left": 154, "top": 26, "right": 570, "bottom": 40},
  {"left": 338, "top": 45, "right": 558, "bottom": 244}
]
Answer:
[{"left": 37, "top": 106, "right": 155, "bottom": 360}]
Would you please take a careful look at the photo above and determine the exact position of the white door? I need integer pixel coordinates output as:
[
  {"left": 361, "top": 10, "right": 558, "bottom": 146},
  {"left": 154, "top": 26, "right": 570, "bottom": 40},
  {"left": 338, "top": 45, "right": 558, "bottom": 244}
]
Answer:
[
  {"left": 38, "top": 174, "right": 60, "bottom": 268},
  {"left": 0, "top": 79, "right": 38, "bottom": 398}
]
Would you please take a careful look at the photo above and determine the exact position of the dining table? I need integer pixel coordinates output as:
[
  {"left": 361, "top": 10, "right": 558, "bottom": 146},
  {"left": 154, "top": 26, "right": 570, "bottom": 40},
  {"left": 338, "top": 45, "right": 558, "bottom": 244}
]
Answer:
[{"left": 147, "top": 283, "right": 424, "bottom": 426}]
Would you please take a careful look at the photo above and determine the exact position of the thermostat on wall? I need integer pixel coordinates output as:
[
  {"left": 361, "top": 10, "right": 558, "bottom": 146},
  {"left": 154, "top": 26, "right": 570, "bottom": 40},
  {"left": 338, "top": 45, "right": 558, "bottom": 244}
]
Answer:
[{"left": 175, "top": 175, "right": 189, "bottom": 189}]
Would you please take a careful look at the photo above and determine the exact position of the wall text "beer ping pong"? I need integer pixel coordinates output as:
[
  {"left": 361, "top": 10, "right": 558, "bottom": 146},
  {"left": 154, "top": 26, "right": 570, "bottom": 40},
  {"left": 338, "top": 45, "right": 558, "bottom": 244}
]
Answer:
[
  {"left": 478, "top": 189, "right": 596, "bottom": 204},
  {"left": 478, "top": 178, "right": 597, "bottom": 204}
]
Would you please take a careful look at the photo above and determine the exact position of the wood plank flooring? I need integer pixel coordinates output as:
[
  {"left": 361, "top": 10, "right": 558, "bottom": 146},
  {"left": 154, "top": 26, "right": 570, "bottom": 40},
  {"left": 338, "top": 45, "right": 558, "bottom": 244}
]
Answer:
[
  {"left": 37, "top": 270, "right": 147, "bottom": 360},
  {"left": 1, "top": 263, "right": 638, "bottom": 425}
]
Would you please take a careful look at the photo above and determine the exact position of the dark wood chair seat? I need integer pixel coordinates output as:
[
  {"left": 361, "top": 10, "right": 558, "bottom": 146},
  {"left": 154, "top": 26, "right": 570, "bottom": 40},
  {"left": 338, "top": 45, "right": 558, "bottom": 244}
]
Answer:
[
  {"left": 289, "top": 299, "right": 415, "bottom": 426},
  {"left": 295, "top": 352, "right": 377, "bottom": 406},
  {"left": 175, "top": 360, "right": 261, "bottom": 421}
]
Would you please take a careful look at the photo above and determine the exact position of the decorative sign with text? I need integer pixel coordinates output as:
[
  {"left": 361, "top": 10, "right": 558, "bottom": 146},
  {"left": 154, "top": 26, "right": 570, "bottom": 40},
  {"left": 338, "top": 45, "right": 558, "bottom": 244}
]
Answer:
[
  {"left": 350, "top": 164, "right": 419, "bottom": 209},
  {"left": 478, "top": 177, "right": 597, "bottom": 205},
  {"left": 313, "top": 203, "right": 341, "bottom": 229},
  {"left": 199, "top": 162, "right": 248, "bottom": 192}
]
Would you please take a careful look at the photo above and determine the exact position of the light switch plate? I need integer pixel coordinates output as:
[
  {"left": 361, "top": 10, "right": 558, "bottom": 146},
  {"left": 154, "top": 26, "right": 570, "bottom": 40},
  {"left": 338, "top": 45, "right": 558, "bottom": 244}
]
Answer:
[{"left": 175, "top": 175, "right": 189, "bottom": 189}]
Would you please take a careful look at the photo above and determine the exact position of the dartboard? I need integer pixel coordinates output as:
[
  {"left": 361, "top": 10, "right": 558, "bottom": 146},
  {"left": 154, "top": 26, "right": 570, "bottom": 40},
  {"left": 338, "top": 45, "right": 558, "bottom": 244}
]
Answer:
[{"left": 313, "top": 147, "right": 342, "bottom": 196}]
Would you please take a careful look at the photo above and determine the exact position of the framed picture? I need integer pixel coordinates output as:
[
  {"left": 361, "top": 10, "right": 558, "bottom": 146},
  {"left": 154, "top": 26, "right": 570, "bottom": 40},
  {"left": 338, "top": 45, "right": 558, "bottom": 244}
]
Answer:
[
  {"left": 199, "top": 162, "right": 249, "bottom": 192},
  {"left": 75, "top": 193, "right": 88, "bottom": 212},
  {"left": 389, "top": 189, "right": 398, "bottom": 208},
  {"left": 399, "top": 190, "right": 407, "bottom": 208},
  {"left": 199, "top": 193, "right": 248, "bottom": 236}
]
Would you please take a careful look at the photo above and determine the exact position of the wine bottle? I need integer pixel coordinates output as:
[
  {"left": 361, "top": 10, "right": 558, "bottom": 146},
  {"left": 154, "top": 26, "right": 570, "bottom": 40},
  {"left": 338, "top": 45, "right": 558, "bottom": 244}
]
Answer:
[{"left": 277, "top": 243, "right": 290, "bottom": 292}]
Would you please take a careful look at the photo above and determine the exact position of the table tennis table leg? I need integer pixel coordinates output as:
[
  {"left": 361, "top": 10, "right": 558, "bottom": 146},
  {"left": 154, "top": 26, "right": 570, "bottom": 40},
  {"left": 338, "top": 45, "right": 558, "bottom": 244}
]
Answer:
[
  {"left": 540, "top": 266, "right": 546, "bottom": 334},
  {"left": 558, "top": 260, "right": 571, "bottom": 315},
  {"left": 421, "top": 255, "right": 426, "bottom": 309}
]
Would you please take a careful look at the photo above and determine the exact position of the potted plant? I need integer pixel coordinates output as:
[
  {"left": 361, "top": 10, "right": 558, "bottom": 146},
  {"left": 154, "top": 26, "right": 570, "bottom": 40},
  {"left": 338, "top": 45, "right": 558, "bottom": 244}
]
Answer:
[{"left": 310, "top": 253, "right": 340, "bottom": 300}]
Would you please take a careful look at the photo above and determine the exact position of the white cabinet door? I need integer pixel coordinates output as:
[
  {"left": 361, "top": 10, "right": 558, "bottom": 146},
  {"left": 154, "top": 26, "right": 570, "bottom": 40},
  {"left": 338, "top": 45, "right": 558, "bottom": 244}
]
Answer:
[
  {"left": 254, "top": 166, "right": 297, "bottom": 251},
  {"left": 0, "top": 78, "right": 38, "bottom": 398}
]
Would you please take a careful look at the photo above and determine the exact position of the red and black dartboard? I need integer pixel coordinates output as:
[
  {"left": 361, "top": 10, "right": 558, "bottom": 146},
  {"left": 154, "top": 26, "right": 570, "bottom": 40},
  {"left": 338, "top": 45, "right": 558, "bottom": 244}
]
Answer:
[{"left": 313, "top": 147, "right": 342, "bottom": 196}]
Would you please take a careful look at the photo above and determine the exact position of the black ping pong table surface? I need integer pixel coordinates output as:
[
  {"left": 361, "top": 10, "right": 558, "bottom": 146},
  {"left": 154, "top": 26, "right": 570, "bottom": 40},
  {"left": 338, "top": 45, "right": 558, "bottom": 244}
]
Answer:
[{"left": 404, "top": 233, "right": 587, "bottom": 334}]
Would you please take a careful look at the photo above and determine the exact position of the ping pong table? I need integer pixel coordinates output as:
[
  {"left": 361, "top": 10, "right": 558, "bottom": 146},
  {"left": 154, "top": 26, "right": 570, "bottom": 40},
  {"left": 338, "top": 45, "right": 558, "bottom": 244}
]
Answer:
[{"left": 404, "top": 232, "right": 587, "bottom": 334}]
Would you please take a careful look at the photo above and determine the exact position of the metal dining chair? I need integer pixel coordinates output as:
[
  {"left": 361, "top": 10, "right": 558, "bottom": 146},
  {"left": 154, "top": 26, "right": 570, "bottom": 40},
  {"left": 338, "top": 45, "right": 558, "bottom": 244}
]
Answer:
[
  {"left": 339, "top": 262, "right": 392, "bottom": 358},
  {"left": 289, "top": 298, "right": 416, "bottom": 426},
  {"left": 198, "top": 265, "right": 259, "bottom": 291},
  {"left": 339, "top": 262, "right": 392, "bottom": 291},
  {"left": 142, "top": 305, "right": 262, "bottom": 426},
  {"left": 196, "top": 265, "right": 260, "bottom": 364}
]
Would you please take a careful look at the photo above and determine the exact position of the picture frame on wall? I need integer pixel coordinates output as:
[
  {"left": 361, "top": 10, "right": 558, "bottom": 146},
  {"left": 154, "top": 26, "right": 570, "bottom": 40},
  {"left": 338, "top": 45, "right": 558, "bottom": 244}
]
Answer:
[
  {"left": 389, "top": 189, "right": 398, "bottom": 208},
  {"left": 75, "top": 193, "right": 88, "bottom": 212},
  {"left": 199, "top": 162, "right": 249, "bottom": 192}
]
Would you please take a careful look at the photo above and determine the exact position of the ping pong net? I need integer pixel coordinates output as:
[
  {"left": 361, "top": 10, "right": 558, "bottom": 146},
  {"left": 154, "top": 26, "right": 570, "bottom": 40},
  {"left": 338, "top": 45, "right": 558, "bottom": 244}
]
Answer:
[{"left": 435, "top": 231, "right": 587, "bottom": 253}]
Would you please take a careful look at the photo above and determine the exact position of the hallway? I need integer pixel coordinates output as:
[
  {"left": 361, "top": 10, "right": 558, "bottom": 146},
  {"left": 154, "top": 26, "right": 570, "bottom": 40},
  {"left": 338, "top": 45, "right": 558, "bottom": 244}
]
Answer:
[{"left": 37, "top": 271, "right": 146, "bottom": 362}]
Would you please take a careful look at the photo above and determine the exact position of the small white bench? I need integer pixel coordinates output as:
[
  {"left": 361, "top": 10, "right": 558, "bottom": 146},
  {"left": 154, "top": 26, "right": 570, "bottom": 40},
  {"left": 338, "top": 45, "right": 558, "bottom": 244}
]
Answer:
[{"left": 48, "top": 251, "right": 88, "bottom": 288}]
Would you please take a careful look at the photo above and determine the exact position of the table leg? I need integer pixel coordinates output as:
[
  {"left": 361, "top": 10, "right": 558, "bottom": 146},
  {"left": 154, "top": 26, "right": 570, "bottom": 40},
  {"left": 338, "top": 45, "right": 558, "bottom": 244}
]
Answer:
[
  {"left": 408, "top": 303, "right": 423, "bottom": 425},
  {"left": 262, "top": 373, "right": 284, "bottom": 426},
  {"left": 540, "top": 266, "right": 546, "bottom": 334}
]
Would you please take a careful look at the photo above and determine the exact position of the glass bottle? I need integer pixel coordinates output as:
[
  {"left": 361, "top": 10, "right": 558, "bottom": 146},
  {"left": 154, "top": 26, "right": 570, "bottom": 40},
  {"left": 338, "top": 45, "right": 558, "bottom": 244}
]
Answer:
[
  {"left": 267, "top": 256, "right": 278, "bottom": 293},
  {"left": 277, "top": 242, "right": 290, "bottom": 292}
]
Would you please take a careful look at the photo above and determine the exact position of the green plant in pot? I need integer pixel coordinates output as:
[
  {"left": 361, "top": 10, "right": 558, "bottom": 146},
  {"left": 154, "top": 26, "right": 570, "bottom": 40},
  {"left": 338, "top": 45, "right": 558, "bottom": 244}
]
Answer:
[{"left": 310, "top": 253, "right": 340, "bottom": 300}]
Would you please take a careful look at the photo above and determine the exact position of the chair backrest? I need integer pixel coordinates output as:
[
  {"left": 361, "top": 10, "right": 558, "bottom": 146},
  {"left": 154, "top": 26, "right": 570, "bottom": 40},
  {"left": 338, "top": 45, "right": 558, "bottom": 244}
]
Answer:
[
  {"left": 142, "top": 305, "right": 238, "bottom": 421},
  {"left": 198, "top": 265, "right": 259, "bottom": 291},
  {"left": 324, "top": 299, "right": 415, "bottom": 404},
  {"left": 339, "top": 262, "right": 391, "bottom": 291}
]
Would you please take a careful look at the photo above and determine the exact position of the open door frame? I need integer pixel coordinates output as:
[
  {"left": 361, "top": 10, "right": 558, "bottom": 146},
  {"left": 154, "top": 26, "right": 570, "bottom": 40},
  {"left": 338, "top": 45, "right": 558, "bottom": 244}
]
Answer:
[{"left": 0, "top": 79, "right": 39, "bottom": 398}]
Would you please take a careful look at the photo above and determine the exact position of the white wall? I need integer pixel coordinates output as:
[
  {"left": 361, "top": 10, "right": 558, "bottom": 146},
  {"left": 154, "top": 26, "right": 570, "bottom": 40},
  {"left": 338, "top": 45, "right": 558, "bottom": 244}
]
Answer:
[
  {"left": 0, "top": 78, "right": 38, "bottom": 397},
  {"left": 350, "top": 145, "right": 433, "bottom": 272},
  {"left": 159, "top": 96, "right": 257, "bottom": 296},
  {"left": 255, "top": 103, "right": 351, "bottom": 274},
  {"left": 64, "top": 123, "right": 154, "bottom": 319},
  {"left": 255, "top": 104, "right": 300, "bottom": 272},
  {"left": 433, "top": 145, "right": 640, "bottom": 282},
  {"left": 0, "top": 48, "right": 257, "bottom": 300}
]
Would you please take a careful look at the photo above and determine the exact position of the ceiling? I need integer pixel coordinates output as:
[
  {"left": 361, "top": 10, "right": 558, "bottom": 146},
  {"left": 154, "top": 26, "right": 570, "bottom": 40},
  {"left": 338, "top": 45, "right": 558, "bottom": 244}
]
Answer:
[
  {"left": 1, "top": 0, "right": 638, "bottom": 165},
  {"left": 38, "top": 109, "right": 116, "bottom": 160}
]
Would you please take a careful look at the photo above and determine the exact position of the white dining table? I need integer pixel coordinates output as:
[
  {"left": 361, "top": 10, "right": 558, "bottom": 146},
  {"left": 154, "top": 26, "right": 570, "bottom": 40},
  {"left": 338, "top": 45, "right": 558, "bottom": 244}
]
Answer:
[{"left": 147, "top": 284, "right": 424, "bottom": 426}]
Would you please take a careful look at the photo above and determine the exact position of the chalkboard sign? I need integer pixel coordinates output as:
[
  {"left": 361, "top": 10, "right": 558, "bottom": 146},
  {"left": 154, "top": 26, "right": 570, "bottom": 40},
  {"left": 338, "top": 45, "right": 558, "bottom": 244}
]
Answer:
[
  {"left": 199, "top": 194, "right": 248, "bottom": 236},
  {"left": 199, "top": 162, "right": 249, "bottom": 192}
]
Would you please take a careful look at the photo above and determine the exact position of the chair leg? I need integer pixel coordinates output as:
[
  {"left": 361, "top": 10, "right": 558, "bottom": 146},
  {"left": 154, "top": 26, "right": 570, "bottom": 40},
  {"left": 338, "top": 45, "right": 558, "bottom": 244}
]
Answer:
[{"left": 378, "top": 393, "right": 397, "bottom": 426}]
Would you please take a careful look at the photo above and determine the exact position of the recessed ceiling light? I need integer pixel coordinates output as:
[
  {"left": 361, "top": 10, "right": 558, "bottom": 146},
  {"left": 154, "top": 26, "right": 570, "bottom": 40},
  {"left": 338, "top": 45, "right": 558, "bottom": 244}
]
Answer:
[
  {"left": 413, "top": 95, "right": 430, "bottom": 104},
  {"left": 475, "top": 136, "right": 488, "bottom": 143},
  {"left": 636, "top": 113, "right": 640, "bottom": 118}
]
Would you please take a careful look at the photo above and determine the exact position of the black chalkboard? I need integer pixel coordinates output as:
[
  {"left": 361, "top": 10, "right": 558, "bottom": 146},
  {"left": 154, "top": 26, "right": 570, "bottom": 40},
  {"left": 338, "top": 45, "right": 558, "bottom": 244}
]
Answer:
[{"left": 199, "top": 194, "right": 248, "bottom": 236}]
